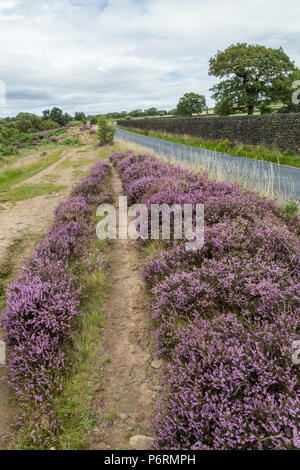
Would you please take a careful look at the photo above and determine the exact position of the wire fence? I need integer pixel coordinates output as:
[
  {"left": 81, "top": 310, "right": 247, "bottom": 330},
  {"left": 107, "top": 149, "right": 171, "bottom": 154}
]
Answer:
[{"left": 116, "top": 129, "right": 298, "bottom": 204}]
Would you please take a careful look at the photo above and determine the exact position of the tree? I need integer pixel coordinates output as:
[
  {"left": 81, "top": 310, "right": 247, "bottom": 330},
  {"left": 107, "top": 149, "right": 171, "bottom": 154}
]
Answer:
[
  {"left": 176, "top": 93, "right": 206, "bottom": 116},
  {"left": 209, "top": 43, "right": 297, "bottom": 115},
  {"left": 97, "top": 117, "right": 115, "bottom": 144},
  {"left": 90, "top": 116, "right": 98, "bottom": 125},
  {"left": 128, "top": 109, "right": 143, "bottom": 117},
  {"left": 42, "top": 109, "right": 50, "bottom": 120},
  {"left": 214, "top": 97, "right": 233, "bottom": 116},
  {"left": 42, "top": 108, "right": 70, "bottom": 125},
  {"left": 144, "top": 107, "right": 158, "bottom": 116},
  {"left": 16, "top": 118, "right": 33, "bottom": 133},
  {"left": 64, "top": 113, "right": 72, "bottom": 124},
  {"left": 74, "top": 112, "right": 87, "bottom": 123},
  {"left": 50, "top": 107, "right": 64, "bottom": 125}
]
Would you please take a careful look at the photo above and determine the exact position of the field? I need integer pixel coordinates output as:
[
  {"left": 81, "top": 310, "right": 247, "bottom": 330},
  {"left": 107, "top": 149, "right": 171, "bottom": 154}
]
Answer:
[{"left": 0, "top": 126, "right": 299, "bottom": 450}]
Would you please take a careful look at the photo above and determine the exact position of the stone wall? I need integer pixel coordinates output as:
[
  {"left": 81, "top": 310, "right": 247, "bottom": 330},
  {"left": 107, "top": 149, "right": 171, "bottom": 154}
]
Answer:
[{"left": 118, "top": 114, "right": 300, "bottom": 151}]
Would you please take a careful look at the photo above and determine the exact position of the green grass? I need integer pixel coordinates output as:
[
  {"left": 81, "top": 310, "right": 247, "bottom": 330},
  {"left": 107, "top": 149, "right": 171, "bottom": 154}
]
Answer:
[
  {"left": 101, "top": 357, "right": 112, "bottom": 366},
  {"left": 118, "top": 126, "right": 300, "bottom": 168},
  {"left": 58, "top": 157, "right": 99, "bottom": 169},
  {"left": 54, "top": 265, "right": 108, "bottom": 450},
  {"left": 69, "top": 120, "right": 85, "bottom": 126},
  {"left": 0, "top": 183, "right": 66, "bottom": 204},
  {"left": 59, "top": 138, "right": 83, "bottom": 147},
  {"left": 0, "top": 151, "right": 62, "bottom": 191},
  {"left": 72, "top": 169, "right": 89, "bottom": 178},
  {"left": 105, "top": 410, "right": 118, "bottom": 423}
]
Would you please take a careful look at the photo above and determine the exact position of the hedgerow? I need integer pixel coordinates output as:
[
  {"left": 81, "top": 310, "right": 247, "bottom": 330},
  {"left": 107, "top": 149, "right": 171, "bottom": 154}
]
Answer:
[{"left": 110, "top": 150, "right": 300, "bottom": 450}]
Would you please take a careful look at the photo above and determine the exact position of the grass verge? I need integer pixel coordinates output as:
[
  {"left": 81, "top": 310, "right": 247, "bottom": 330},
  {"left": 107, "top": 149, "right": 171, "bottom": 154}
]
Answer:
[
  {"left": 0, "top": 183, "right": 66, "bottom": 204},
  {"left": 0, "top": 151, "right": 62, "bottom": 191},
  {"left": 118, "top": 126, "right": 300, "bottom": 168}
]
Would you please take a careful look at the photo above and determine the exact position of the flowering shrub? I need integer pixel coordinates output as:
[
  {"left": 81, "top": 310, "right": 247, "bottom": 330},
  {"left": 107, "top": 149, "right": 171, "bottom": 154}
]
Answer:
[
  {"left": 1, "top": 160, "right": 111, "bottom": 447},
  {"left": 10, "top": 126, "right": 72, "bottom": 148},
  {"left": 154, "top": 314, "right": 299, "bottom": 450},
  {"left": 111, "top": 151, "right": 300, "bottom": 450}
]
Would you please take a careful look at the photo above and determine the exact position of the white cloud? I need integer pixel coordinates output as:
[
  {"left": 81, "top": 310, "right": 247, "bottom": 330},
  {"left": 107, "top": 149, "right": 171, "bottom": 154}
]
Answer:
[
  {"left": 0, "top": 0, "right": 19, "bottom": 10},
  {"left": 0, "top": 0, "right": 299, "bottom": 116}
]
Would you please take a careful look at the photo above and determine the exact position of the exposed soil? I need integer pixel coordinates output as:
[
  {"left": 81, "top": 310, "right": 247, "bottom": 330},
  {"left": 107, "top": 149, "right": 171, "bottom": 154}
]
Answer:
[
  {"left": 88, "top": 167, "right": 159, "bottom": 450},
  {"left": 0, "top": 140, "right": 96, "bottom": 259}
]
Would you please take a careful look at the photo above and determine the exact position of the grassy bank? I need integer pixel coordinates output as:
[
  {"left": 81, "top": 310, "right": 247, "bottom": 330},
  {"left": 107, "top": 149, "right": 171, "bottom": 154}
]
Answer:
[
  {"left": 0, "top": 183, "right": 66, "bottom": 204},
  {"left": 0, "top": 151, "right": 62, "bottom": 191},
  {"left": 117, "top": 125, "right": 300, "bottom": 168}
]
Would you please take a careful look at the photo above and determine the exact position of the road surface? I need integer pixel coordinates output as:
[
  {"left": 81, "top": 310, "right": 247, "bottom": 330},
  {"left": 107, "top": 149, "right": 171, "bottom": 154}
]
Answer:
[{"left": 115, "top": 126, "right": 300, "bottom": 202}]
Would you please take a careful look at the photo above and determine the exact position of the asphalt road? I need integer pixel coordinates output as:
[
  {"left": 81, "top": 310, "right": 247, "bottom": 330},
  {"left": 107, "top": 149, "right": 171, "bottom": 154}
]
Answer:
[{"left": 115, "top": 126, "right": 300, "bottom": 202}]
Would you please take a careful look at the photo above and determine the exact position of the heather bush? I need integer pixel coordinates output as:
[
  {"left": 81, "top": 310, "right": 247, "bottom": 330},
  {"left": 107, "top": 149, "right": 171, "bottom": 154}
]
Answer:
[
  {"left": 150, "top": 256, "right": 299, "bottom": 354},
  {"left": 142, "top": 218, "right": 300, "bottom": 286},
  {"left": 71, "top": 162, "right": 112, "bottom": 205},
  {"left": 154, "top": 314, "right": 299, "bottom": 450},
  {"left": 1, "top": 159, "right": 111, "bottom": 448},
  {"left": 111, "top": 150, "right": 300, "bottom": 450},
  {"left": 4, "top": 275, "right": 81, "bottom": 400},
  {"left": 54, "top": 196, "right": 93, "bottom": 225}
]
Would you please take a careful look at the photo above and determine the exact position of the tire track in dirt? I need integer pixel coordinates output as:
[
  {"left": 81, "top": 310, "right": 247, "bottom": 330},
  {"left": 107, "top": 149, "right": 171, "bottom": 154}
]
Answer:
[
  {"left": 88, "top": 167, "right": 160, "bottom": 450},
  {"left": 11, "top": 148, "right": 69, "bottom": 189}
]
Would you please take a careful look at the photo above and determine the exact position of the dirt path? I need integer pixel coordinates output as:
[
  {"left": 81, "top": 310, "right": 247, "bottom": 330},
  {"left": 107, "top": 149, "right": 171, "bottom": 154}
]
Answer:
[
  {"left": 0, "top": 146, "right": 94, "bottom": 259},
  {"left": 12, "top": 149, "right": 70, "bottom": 189},
  {"left": 88, "top": 167, "right": 160, "bottom": 450}
]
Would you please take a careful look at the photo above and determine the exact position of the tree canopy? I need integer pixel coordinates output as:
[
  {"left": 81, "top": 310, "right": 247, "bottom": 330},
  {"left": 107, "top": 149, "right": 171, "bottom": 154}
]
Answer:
[
  {"left": 42, "top": 107, "right": 71, "bottom": 126},
  {"left": 176, "top": 92, "right": 206, "bottom": 116},
  {"left": 209, "top": 43, "right": 298, "bottom": 115},
  {"left": 97, "top": 116, "right": 115, "bottom": 143}
]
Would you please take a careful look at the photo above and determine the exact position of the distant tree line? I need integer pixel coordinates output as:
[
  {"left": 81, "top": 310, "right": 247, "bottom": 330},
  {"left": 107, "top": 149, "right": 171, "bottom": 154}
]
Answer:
[
  {"left": 98, "top": 107, "right": 176, "bottom": 120},
  {"left": 0, "top": 107, "right": 88, "bottom": 155}
]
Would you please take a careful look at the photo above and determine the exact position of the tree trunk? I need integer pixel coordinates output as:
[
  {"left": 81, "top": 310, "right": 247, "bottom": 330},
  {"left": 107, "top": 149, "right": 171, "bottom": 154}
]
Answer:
[{"left": 248, "top": 105, "right": 254, "bottom": 115}]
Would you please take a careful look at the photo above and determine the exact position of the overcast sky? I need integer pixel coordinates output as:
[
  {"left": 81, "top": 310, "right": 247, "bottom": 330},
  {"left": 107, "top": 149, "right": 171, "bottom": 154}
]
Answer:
[{"left": 0, "top": 0, "right": 300, "bottom": 116}]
